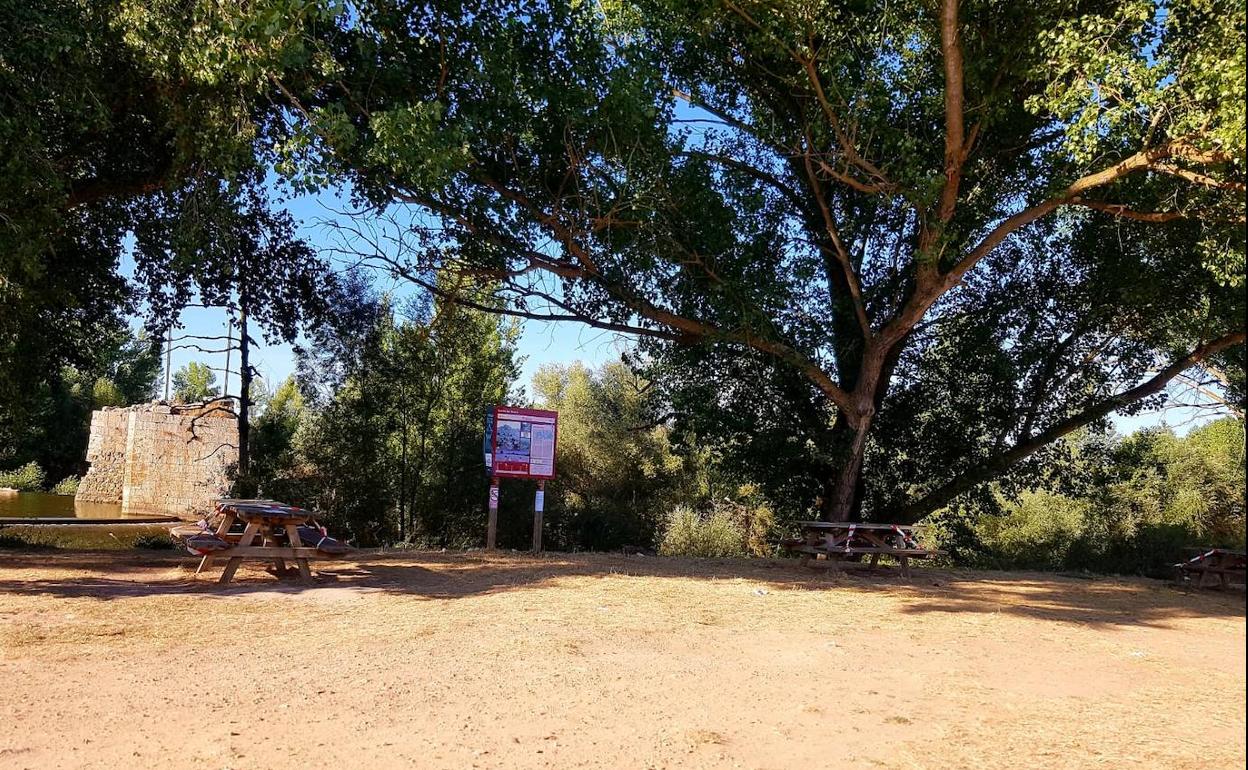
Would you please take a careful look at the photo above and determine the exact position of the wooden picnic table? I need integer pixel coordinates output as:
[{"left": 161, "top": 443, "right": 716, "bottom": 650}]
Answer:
[
  {"left": 181, "top": 499, "right": 348, "bottom": 585},
  {"left": 782, "top": 521, "right": 941, "bottom": 578},
  {"left": 1175, "top": 548, "right": 1246, "bottom": 589}
]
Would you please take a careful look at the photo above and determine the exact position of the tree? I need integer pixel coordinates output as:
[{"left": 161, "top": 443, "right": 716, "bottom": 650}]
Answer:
[
  {"left": 171, "top": 362, "right": 221, "bottom": 403},
  {"left": 249, "top": 375, "right": 307, "bottom": 496},
  {"left": 132, "top": 178, "right": 342, "bottom": 478},
  {"left": 280, "top": 276, "right": 521, "bottom": 545},
  {"left": 959, "top": 418, "right": 1246, "bottom": 575},
  {"left": 531, "top": 360, "right": 700, "bottom": 549},
  {"left": 0, "top": 326, "right": 161, "bottom": 480},
  {"left": 234, "top": 0, "right": 1245, "bottom": 521},
  {"left": 382, "top": 288, "right": 522, "bottom": 544}
]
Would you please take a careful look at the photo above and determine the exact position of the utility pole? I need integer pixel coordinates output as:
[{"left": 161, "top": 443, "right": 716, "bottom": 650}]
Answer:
[
  {"left": 223, "top": 313, "right": 233, "bottom": 400},
  {"left": 237, "top": 290, "right": 251, "bottom": 479},
  {"left": 164, "top": 327, "right": 172, "bottom": 401}
]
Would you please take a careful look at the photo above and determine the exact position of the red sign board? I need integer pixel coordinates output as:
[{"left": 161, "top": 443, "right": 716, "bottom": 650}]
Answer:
[{"left": 488, "top": 406, "right": 558, "bottom": 479}]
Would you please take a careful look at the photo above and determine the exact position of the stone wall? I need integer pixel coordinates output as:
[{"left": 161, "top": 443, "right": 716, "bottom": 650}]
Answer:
[
  {"left": 77, "top": 402, "right": 239, "bottom": 517},
  {"left": 76, "top": 409, "right": 130, "bottom": 503}
]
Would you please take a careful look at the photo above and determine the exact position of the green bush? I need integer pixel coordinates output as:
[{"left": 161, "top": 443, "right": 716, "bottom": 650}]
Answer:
[
  {"left": 937, "top": 420, "right": 1247, "bottom": 577},
  {"left": 50, "top": 475, "right": 80, "bottom": 496},
  {"left": 657, "top": 505, "right": 747, "bottom": 558},
  {"left": 976, "top": 491, "right": 1089, "bottom": 570},
  {"left": 0, "top": 462, "right": 46, "bottom": 491}
]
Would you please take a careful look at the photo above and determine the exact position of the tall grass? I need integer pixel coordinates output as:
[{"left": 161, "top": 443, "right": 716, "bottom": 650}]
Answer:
[
  {"left": 658, "top": 506, "right": 747, "bottom": 558},
  {"left": 657, "top": 490, "right": 777, "bottom": 558}
]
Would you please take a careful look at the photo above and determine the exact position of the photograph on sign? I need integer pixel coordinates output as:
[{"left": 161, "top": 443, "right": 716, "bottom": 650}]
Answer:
[{"left": 488, "top": 406, "right": 558, "bottom": 479}]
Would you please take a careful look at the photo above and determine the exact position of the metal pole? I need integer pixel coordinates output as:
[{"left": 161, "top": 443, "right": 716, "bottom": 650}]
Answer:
[
  {"left": 223, "top": 313, "right": 233, "bottom": 400},
  {"left": 164, "top": 327, "right": 172, "bottom": 401},
  {"left": 486, "top": 477, "right": 499, "bottom": 550},
  {"left": 532, "top": 479, "right": 545, "bottom": 553}
]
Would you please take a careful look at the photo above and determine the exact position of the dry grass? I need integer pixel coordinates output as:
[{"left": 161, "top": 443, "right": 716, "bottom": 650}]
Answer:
[{"left": 0, "top": 549, "right": 1243, "bottom": 770}]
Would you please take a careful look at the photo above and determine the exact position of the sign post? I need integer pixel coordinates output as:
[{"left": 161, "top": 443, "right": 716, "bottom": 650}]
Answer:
[
  {"left": 483, "top": 406, "right": 558, "bottom": 552},
  {"left": 486, "top": 477, "right": 500, "bottom": 550},
  {"left": 532, "top": 480, "right": 545, "bottom": 552}
]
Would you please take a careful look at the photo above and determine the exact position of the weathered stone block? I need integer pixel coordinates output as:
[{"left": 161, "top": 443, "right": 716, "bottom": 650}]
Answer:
[{"left": 77, "top": 402, "right": 239, "bottom": 516}]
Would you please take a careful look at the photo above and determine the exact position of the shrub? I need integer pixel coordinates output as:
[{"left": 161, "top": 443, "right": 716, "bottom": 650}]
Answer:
[
  {"left": 132, "top": 533, "right": 176, "bottom": 550},
  {"left": 976, "top": 491, "right": 1089, "bottom": 571},
  {"left": 50, "top": 475, "right": 80, "bottom": 496},
  {"left": 657, "top": 505, "right": 747, "bottom": 558},
  {"left": 0, "top": 462, "right": 46, "bottom": 492}
]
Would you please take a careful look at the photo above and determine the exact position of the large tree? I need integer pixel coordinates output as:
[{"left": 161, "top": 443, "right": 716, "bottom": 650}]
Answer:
[{"left": 120, "top": 0, "right": 1248, "bottom": 519}]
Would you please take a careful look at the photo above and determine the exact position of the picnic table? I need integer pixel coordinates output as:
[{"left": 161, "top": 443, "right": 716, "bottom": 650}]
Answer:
[
  {"left": 782, "top": 521, "right": 942, "bottom": 578},
  {"left": 171, "top": 499, "right": 349, "bottom": 585},
  {"left": 1175, "top": 548, "right": 1246, "bottom": 589}
]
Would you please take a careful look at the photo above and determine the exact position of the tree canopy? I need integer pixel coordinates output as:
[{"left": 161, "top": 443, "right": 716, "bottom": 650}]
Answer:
[{"left": 171, "top": 362, "right": 221, "bottom": 404}]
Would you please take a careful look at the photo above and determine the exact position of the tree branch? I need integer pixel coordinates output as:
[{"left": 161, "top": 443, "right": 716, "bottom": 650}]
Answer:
[
  {"left": 888, "top": 331, "right": 1247, "bottom": 521},
  {"left": 936, "top": 0, "right": 966, "bottom": 223}
]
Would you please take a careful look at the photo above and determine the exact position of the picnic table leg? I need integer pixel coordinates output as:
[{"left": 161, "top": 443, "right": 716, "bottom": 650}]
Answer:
[
  {"left": 869, "top": 553, "right": 880, "bottom": 569},
  {"left": 285, "top": 523, "right": 313, "bottom": 584},
  {"left": 219, "top": 522, "right": 261, "bottom": 585},
  {"left": 899, "top": 555, "right": 911, "bottom": 579}
]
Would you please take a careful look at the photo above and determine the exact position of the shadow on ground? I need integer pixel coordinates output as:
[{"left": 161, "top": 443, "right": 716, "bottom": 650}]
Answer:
[{"left": 1, "top": 548, "right": 1243, "bottom": 628}]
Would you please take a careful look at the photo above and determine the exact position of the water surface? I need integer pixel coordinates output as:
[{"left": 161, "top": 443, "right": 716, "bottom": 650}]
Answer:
[{"left": 0, "top": 491, "right": 153, "bottom": 519}]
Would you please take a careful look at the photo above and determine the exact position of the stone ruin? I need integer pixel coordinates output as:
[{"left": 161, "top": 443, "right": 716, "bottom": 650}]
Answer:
[{"left": 77, "top": 401, "right": 239, "bottom": 517}]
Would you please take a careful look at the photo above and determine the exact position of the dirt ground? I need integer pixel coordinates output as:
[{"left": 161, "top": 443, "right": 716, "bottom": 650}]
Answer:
[{"left": 0, "top": 550, "right": 1243, "bottom": 770}]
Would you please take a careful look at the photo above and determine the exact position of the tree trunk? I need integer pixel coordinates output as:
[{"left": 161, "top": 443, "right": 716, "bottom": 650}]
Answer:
[
  {"left": 821, "top": 415, "right": 871, "bottom": 521},
  {"left": 399, "top": 415, "right": 408, "bottom": 541},
  {"left": 818, "top": 332, "right": 911, "bottom": 522}
]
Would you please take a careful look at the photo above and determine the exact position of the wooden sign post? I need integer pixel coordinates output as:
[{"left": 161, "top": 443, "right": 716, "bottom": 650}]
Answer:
[{"left": 483, "top": 406, "right": 558, "bottom": 552}]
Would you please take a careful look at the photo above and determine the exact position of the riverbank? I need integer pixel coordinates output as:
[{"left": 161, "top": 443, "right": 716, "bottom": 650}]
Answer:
[{"left": 0, "top": 524, "right": 173, "bottom": 550}]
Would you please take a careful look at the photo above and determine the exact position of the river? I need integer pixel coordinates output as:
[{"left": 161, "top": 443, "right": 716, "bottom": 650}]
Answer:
[{"left": 0, "top": 490, "right": 150, "bottom": 519}]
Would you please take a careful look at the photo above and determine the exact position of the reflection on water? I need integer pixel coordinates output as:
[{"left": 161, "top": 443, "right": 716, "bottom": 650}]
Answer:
[{"left": 0, "top": 490, "right": 150, "bottom": 519}]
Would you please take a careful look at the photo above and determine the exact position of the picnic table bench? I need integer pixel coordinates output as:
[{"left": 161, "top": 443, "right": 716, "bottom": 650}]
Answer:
[
  {"left": 781, "top": 521, "right": 943, "bottom": 578},
  {"left": 1174, "top": 548, "right": 1246, "bottom": 589},
  {"left": 170, "top": 499, "right": 350, "bottom": 585}
]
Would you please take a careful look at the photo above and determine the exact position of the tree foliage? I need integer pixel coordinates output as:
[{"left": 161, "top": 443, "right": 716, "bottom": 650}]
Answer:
[
  {"left": 531, "top": 361, "right": 690, "bottom": 549},
  {"left": 253, "top": 276, "right": 521, "bottom": 545},
  {"left": 0, "top": 327, "right": 161, "bottom": 480},
  {"left": 947, "top": 418, "right": 1246, "bottom": 576},
  {"left": 171, "top": 362, "right": 220, "bottom": 403},
  {"left": 1, "top": 1, "right": 336, "bottom": 486}
]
